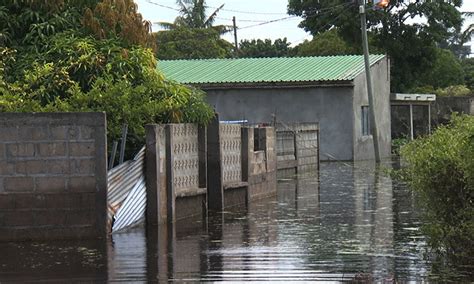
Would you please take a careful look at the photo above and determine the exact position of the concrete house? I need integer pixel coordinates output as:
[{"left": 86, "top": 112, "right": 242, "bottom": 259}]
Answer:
[{"left": 159, "top": 55, "right": 391, "bottom": 161}]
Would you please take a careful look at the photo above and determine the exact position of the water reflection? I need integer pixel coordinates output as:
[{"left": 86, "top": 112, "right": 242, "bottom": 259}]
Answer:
[{"left": 1, "top": 162, "right": 438, "bottom": 282}]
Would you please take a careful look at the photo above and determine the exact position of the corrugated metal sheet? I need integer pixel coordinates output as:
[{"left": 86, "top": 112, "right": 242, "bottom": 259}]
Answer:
[
  {"left": 107, "top": 146, "right": 146, "bottom": 231},
  {"left": 158, "top": 55, "right": 385, "bottom": 84},
  {"left": 112, "top": 177, "right": 147, "bottom": 232}
]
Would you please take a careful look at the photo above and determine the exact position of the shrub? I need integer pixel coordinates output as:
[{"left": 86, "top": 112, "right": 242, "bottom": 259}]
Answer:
[
  {"left": 0, "top": 33, "right": 214, "bottom": 158},
  {"left": 399, "top": 114, "right": 474, "bottom": 267}
]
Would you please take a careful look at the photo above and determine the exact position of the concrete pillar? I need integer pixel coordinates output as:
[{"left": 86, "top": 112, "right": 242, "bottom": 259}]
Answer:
[
  {"left": 165, "top": 125, "right": 176, "bottom": 223},
  {"left": 198, "top": 125, "right": 207, "bottom": 188},
  {"left": 264, "top": 127, "right": 277, "bottom": 172},
  {"left": 145, "top": 125, "right": 162, "bottom": 228},
  {"left": 409, "top": 104, "right": 414, "bottom": 140},
  {"left": 206, "top": 115, "right": 224, "bottom": 212},
  {"left": 241, "top": 127, "right": 250, "bottom": 183}
]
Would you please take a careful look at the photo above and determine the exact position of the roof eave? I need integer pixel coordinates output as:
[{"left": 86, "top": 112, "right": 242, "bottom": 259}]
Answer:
[{"left": 186, "top": 80, "right": 355, "bottom": 90}]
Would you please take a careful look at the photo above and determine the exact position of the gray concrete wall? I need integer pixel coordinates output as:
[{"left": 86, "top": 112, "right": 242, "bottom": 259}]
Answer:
[
  {"left": 431, "top": 96, "right": 474, "bottom": 126},
  {"left": 244, "top": 127, "right": 277, "bottom": 201},
  {"left": 0, "top": 112, "right": 107, "bottom": 241},
  {"left": 352, "top": 57, "right": 392, "bottom": 160},
  {"left": 205, "top": 86, "right": 354, "bottom": 161}
]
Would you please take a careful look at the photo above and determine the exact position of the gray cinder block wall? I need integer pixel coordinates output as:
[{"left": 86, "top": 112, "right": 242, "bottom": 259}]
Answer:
[{"left": 0, "top": 113, "right": 107, "bottom": 241}]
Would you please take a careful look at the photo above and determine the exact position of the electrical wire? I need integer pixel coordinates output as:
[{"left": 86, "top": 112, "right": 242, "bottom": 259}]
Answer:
[{"left": 148, "top": 0, "right": 356, "bottom": 45}]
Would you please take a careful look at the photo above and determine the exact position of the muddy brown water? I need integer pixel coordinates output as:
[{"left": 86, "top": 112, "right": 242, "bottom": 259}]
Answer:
[{"left": 0, "top": 162, "right": 460, "bottom": 282}]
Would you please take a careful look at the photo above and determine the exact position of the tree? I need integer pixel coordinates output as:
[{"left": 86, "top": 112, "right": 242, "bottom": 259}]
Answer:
[
  {"left": 461, "top": 57, "right": 474, "bottom": 91},
  {"left": 288, "top": 0, "right": 465, "bottom": 92},
  {"left": 159, "top": 0, "right": 228, "bottom": 34},
  {"left": 293, "top": 30, "right": 355, "bottom": 57},
  {"left": 154, "top": 28, "right": 233, "bottom": 60},
  {"left": 82, "top": 0, "right": 156, "bottom": 50},
  {"left": 155, "top": 0, "right": 232, "bottom": 60},
  {"left": 0, "top": 1, "right": 214, "bottom": 157},
  {"left": 238, "top": 38, "right": 292, "bottom": 58},
  {"left": 419, "top": 48, "right": 465, "bottom": 89}
]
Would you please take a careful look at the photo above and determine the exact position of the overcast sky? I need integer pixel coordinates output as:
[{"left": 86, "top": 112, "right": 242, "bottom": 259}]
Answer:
[{"left": 136, "top": 0, "right": 474, "bottom": 48}]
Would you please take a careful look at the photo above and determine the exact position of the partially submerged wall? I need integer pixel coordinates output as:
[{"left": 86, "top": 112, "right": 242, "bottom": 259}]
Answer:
[
  {"left": 275, "top": 123, "right": 319, "bottom": 176},
  {"left": 146, "top": 124, "right": 207, "bottom": 225},
  {"left": 431, "top": 96, "right": 474, "bottom": 125},
  {"left": 0, "top": 113, "right": 107, "bottom": 241},
  {"left": 145, "top": 119, "right": 278, "bottom": 225}
]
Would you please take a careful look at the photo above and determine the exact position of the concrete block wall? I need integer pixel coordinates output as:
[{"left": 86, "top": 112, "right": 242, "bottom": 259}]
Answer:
[
  {"left": 0, "top": 112, "right": 107, "bottom": 241},
  {"left": 245, "top": 127, "right": 277, "bottom": 200}
]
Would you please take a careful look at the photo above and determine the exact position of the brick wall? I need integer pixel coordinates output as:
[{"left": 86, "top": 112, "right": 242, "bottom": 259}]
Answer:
[{"left": 0, "top": 113, "right": 107, "bottom": 241}]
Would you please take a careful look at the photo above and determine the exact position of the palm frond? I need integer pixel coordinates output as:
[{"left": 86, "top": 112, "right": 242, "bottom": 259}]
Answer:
[
  {"left": 157, "top": 21, "right": 178, "bottom": 30},
  {"left": 460, "top": 23, "right": 474, "bottom": 45},
  {"left": 462, "top": 11, "right": 474, "bottom": 17},
  {"left": 204, "top": 3, "right": 224, "bottom": 28}
]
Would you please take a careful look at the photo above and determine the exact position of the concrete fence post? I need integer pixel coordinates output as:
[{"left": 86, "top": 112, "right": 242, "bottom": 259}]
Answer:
[
  {"left": 198, "top": 125, "right": 207, "bottom": 189},
  {"left": 145, "top": 125, "right": 161, "bottom": 228},
  {"left": 165, "top": 125, "right": 176, "bottom": 223},
  {"left": 206, "top": 114, "right": 224, "bottom": 211},
  {"left": 241, "top": 127, "right": 249, "bottom": 183}
]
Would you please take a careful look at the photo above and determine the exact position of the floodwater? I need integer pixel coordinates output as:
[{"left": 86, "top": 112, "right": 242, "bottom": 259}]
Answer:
[{"left": 0, "top": 162, "right": 458, "bottom": 282}]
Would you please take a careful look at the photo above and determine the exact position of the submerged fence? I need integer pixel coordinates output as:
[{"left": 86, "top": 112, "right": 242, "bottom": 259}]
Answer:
[
  {"left": 276, "top": 123, "right": 320, "bottom": 173},
  {"left": 106, "top": 120, "right": 319, "bottom": 233}
]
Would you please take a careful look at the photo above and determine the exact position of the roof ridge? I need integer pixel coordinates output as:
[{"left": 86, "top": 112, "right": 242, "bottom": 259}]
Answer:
[{"left": 159, "top": 54, "right": 386, "bottom": 62}]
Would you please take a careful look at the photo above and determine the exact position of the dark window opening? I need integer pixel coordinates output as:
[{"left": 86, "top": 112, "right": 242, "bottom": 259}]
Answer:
[
  {"left": 362, "top": 106, "right": 370, "bottom": 136},
  {"left": 254, "top": 128, "right": 266, "bottom": 151}
]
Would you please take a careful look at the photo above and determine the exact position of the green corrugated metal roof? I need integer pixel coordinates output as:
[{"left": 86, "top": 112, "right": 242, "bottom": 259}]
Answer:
[{"left": 158, "top": 55, "right": 385, "bottom": 85}]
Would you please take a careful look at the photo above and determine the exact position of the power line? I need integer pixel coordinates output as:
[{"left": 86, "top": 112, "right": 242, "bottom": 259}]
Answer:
[
  {"left": 238, "top": 16, "right": 299, "bottom": 30},
  {"left": 204, "top": 5, "right": 288, "bottom": 16},
  {"left": 149, "top": 1, "right": 356, "bottom": 44},
  {"left": 145, "top": 0, "right": 291, "bottom": 23},
  {"left": 145, "top": 0, "right": 180, "bottom": 12}
]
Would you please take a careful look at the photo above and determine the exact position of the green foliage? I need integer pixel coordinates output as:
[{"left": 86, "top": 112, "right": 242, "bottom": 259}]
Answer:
[
  {"left": 411, "top": 84, "right": 471, "bottom": 97},
  {"left": 238, "top": 38, "right": 291, "bottom": 58},
  {"left": 461, "top": 57, "right": 474, "bottom": 91},
  {"left": 288, "top": 0, "right": 465, "bottom": 92},
  {"left": 0, "top": 1, "right": 215, "bottom": 157},
  {"left": 0, "top": 0, "right": 83, "bottom": 49},
  {"left": 419, "top": 49, "right": 464, "bottom": 89},
  {"left": 0, "top": 40, "right": 214, "bottom": 155},
  {"left": 293, "top": 30, "right": 355, "bottom": 57},
  {"left": 159, "top": 0, "right": 228, "bottom": 33},
  {"left": 154, "top": 28, "right": 233, "bottom": 60},
  {"left": 399, "top": 114, "right": 474, "bottom": 267},
  {"left": 391, "top": 136, "right": 409, "bottom": 156},
  {"left": 435, "top": 85, "right": 471, "bottom": 97}
]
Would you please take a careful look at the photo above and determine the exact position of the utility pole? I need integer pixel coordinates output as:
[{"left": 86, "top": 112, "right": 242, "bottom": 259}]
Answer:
[
  {"left": 359, "top": 0, "right": 381, "bottom": 162},
  {"left": 233, "top": 16, "right": 239, "bottom": 54}
]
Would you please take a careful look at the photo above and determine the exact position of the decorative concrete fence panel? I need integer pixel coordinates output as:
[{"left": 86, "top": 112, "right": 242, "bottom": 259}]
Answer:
[
  {"left": 0, "top": 112, "right": 107, "bottom": 241},
  {"left": 170, "top": 124, "right": 200, "bottom": 196},
  {"left": 146, "top": 124, "right": 206, "bottom": 225},
  {"left": 220, "top": 124, "right": 242, "bottom": 186}
]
